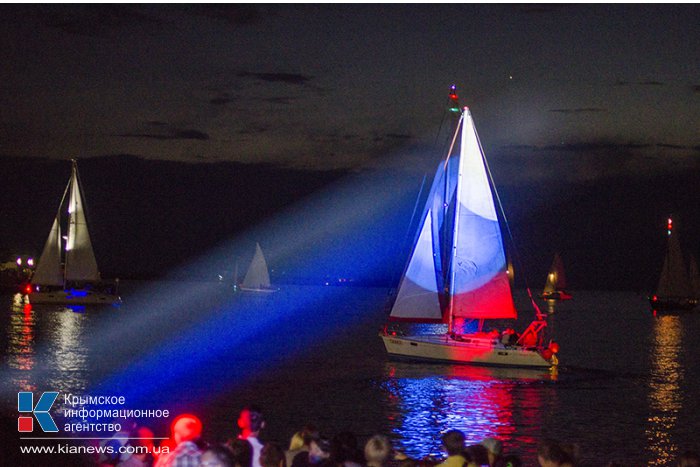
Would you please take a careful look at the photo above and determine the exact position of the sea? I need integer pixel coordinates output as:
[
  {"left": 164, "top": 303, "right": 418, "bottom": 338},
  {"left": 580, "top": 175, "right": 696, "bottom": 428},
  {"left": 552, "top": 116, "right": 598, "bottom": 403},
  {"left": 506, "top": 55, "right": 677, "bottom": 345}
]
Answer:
[{"left": 1, "top": 283, "right": 699, "bottom": 466}]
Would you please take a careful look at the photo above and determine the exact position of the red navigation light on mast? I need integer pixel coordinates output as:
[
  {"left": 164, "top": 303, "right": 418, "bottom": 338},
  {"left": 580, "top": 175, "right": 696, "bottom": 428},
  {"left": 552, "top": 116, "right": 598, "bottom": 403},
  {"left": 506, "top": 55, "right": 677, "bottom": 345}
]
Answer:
[{"left": 667, "top": 217, "right": 673, "bottom": 237}]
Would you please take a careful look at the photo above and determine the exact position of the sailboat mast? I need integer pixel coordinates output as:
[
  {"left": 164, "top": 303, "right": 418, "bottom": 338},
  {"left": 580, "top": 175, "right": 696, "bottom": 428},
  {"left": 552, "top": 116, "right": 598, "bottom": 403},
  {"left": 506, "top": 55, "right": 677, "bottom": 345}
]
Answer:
[
  {"left": 63, "top": 160, "right": 79, "bottom": 288},
  {"left": 446, "top": 111, "right": 465, "bottom": 334}
]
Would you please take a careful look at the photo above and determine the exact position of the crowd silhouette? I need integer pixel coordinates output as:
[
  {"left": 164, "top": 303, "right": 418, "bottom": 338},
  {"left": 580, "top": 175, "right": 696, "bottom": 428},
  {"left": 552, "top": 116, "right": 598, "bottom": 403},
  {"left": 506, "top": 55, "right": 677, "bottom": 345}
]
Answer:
[{"left": 95, "top": 405, "right": 699, "bottom": 467}]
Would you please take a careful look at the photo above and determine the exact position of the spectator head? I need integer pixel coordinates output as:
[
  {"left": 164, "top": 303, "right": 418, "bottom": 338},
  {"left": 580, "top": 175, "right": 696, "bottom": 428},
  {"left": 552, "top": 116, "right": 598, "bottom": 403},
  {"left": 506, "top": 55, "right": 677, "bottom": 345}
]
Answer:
[
  {"left": 201, "top": 445, "right": 236, "bottom": 467},
  {"left": 364, "top": 435, "right": 391, "bottom": 466},
  {"left": 238, "top": 405, "right": 265, "bottom": 435},
  {"left": 261, "top": 442, "right": 287, "bottom": 467},
  {"left": 171, "top": 414, "right": 202, "bottom": 444},
  {"left": 309, "top": 436, "right": 332, "bottom": 464},
  {"left": 228, "top": 438, "right": 253, "bottom": 467},
  {"left": 441, "top": 430, "right": 466, "bottom": 456},
  {"left": 482, "top": 438, "right": 503, "bottom": 465},
  {"left": 288, "top": 432, "right": 305, "bottom": 451},
  {"left": 537, "top": 439, "right": 574, "bottom": 467}
]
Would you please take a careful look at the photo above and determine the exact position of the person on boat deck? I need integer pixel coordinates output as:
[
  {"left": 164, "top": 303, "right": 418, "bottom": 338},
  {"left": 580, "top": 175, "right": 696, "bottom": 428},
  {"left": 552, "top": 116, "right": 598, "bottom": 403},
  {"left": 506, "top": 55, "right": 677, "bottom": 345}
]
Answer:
[
  {"left": 238, "top": 405, "right": 266, "bottom": 467},
  {"left": 436, "top": 430, "right": 470, "bottom": 467}
]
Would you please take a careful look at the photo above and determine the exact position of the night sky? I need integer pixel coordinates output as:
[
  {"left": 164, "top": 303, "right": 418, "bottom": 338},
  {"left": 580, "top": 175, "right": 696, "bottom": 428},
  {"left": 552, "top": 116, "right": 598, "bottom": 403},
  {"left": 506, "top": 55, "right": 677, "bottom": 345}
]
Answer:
[{"left": 1, "top": 4, "right": 699, "bottom": 289}]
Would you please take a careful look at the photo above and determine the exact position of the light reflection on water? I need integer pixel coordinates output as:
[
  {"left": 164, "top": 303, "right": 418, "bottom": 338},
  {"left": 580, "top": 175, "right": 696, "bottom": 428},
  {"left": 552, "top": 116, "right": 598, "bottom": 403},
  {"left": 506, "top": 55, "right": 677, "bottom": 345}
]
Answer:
[
  {"left": 2, "top": 296, "right": 90, "bottom": 399},
  {"left": 646, "top": 315, "right": 683, "bottom": 466},
  {"left": 381, "top": 362, "right": 556, "bottom": 460},
  {"left": 5, "top": 296, "right": 36, "bottom": 392}
]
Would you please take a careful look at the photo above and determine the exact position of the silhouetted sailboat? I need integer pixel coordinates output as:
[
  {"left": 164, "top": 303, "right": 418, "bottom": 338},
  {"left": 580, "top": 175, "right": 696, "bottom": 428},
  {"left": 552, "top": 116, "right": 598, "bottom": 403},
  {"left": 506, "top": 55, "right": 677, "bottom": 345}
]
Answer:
[
  {"left": 29, "top": 160, "right": 121, "bottom": 305},
  {"left": 649, "top": 216, "right": 698, "bottom": 312},
  {"left": 381, "top": 90, "right": 559, "bottom": 368},
  {"left": 239, "top": 243, "right": 277, "bottom": 293},
  {"left": 540, "top": 253, "right": 573, "bottom": 301}
]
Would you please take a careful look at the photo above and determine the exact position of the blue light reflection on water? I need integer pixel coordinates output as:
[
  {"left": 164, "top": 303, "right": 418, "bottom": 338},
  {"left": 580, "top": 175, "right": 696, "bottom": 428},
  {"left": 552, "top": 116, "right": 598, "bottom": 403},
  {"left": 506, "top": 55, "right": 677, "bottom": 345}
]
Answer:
[{"left": 381, "top": 362, "right": 556, "bottom": 460}]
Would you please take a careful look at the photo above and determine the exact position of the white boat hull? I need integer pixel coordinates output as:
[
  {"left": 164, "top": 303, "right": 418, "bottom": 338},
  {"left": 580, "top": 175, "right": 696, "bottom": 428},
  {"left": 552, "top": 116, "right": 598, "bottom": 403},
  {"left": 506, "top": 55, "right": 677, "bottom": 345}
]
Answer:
[
  {"left": 29, "top": 290, "right": 122, "bottom": 306},
  {"left": 381, "top": 333, "right": 554, "bottom": 368}
]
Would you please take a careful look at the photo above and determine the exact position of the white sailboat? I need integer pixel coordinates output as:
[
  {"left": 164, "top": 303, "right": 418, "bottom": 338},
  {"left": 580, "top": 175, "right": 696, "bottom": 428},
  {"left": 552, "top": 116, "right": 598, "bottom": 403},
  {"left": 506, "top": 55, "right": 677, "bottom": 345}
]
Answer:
[
  {"left": 29, "top": 160, "right": 121, "bottom": 305},
  {"left": 649, "top": 216, "right": 698, "bottom": 312},
  {"left": 540, "top": 253, "right": 573, "bottom": 301},
  {"left": 239, "top": 243, "right": 277, "bottom": 293},
  {"left": 381, "top": 97, "right": 559, "bottom": 368}
]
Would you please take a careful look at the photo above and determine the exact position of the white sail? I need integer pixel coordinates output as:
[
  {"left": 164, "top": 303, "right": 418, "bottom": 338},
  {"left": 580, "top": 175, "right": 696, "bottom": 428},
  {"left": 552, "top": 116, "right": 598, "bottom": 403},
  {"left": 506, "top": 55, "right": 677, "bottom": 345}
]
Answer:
[
  {"left": 450, "top": 110, "right": 516, "bottom": 320},
  {"left": 389, "top": 209, "right": 443, "bottom": 321},
  {"left": 31, "top": 217, "right": 64, "bottom": 286},
  {"left": 241, "top": 243, "right": 271, "bottom": 289},
  {"left": 65, "top": 164, "right": 100, "bottom": 283}
]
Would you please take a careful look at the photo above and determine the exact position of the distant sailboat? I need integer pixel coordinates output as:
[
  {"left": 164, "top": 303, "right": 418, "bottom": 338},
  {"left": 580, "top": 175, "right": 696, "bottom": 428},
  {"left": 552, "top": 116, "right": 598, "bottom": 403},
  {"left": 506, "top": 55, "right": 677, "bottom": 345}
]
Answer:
[
  {"left": 649, "top": 216, "right": 698, "bottom": 312},
  {"left": 239, "top": 243, "right": 277, "bottom": 293},
  {"left": 29, "top": 160, "right": 121, "bottom": 305},
  {"left": 380, "top": 88, "right": 559, "bottom": 369},
  {"left": 540, "top": 253, "right": 573, "bottom": 301}
]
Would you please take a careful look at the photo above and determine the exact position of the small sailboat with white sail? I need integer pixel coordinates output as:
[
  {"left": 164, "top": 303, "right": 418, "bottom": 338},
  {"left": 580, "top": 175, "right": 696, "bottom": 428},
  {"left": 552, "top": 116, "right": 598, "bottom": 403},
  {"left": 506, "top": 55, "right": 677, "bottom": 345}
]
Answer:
[
  {"left": 540, "top": 253, "right": 573, "bottom": 301},
  {"left": 381, "top": 88, "right": 559, "bottom": 368},
  {"left": 239, "top": 243, "right": 277, "bottom": 293},
  {"left": 649, "top": 216, "right": 699, "bottom": 312},
  {"left": 29, "top": 160, "right": 121, "bottom": 305}
]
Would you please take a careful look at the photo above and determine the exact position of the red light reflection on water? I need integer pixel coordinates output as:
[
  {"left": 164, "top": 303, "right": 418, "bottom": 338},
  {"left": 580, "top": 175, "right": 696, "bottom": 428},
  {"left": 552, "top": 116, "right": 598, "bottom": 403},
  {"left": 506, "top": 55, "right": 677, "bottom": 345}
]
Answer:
[{"left": 382, "top": 363, "right": 552, "bottom": 460}]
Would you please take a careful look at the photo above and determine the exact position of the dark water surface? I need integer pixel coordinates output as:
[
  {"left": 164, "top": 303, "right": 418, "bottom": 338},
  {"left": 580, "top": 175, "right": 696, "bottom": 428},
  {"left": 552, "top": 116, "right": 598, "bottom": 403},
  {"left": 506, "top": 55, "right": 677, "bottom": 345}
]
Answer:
[{"left": 2, "top": 284, "right": 699, "bottom": 466}]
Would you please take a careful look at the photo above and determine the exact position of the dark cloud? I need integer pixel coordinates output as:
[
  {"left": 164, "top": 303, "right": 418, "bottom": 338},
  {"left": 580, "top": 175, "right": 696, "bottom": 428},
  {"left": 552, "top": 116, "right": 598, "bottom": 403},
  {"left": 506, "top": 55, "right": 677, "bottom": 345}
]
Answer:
[
  {"left": 509, "top": 142, "right": 654, "bottom": 153},
  {"left": 657, "top": 143, "right": 688, "bottom": 150},
  {"left": 385, "top": 133, "right": 412, "bottom": 140},
  {"left": 261, "top": 97, "right": 296, "bottom": 105},
  {"left": 516, "top": 4, "right": 568, "bottom": 14},
  {"left": 237, "top": 71, "right": 312, "bottom": 85},
  {"left": 40, "top": 5, "right": 159, "bottom": 36},
  {"left": 210, "top": 97, "right": 237, "bottom": 106},
  {"left": 238, "top": 127, "right": 268, "bottom": 135},
  {"left": 188, "top": 4, "right": 264, "bottom": 26},
  {"left": 549, "top": 108, "right": 606, "bottom": 114},
  {"left": 116, "top": 128, "right": 209, "bottom": 141}
]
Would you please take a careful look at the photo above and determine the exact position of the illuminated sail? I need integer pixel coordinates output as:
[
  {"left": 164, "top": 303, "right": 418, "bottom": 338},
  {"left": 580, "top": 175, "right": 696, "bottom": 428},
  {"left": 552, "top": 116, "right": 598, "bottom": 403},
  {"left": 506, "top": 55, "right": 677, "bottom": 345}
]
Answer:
[
  {"left": 242, "top": 243, "right": 271, "bottom": 289},
  {"left": 390, "top": 109, "right": 516, "bottom": 323},
  {"left": 65, "top": 163, "right": 100, "bottom": 282},
  {"left": 543, "top": 253, "right": 566, "bottom": 294},
  {"left": 389, "top": 209, "right": 443, "bottom": 322},
  {"left": 31, "top": 217, "right": 64, "bottom": 286},
  {"left": 449, "top": 110, "right": 516, "bottom": 320},
  {"left": 31, "top": 160, "right": 101, "bottom": 287}
]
